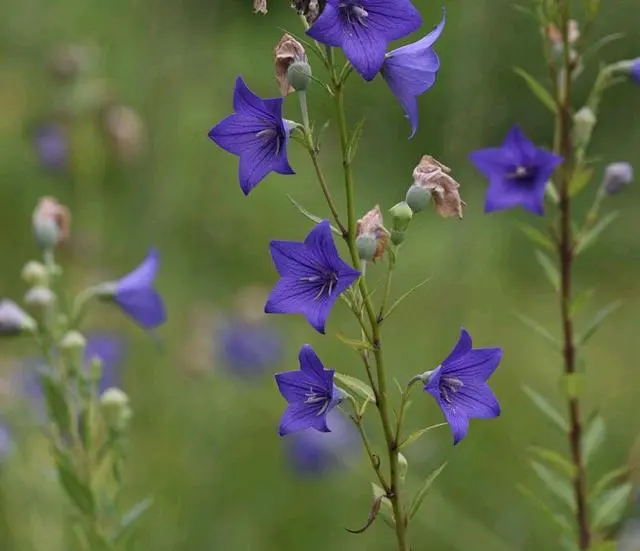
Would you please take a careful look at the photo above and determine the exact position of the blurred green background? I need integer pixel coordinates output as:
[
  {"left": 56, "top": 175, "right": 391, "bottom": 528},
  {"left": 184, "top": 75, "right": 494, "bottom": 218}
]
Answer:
[{"left": 1, "top": 0, "right": 639, "bottom": 550}]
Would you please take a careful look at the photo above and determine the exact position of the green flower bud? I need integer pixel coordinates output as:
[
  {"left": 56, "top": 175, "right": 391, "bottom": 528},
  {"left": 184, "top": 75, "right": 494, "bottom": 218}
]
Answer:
[
  {"left": 573, "top": 106, "right": 596, "bottom": 147},
  {"left": 24, "top": 286, "right": 55, "bottom": 310},
  {"left": 389, "top": 201, "right": 413, "bottom": 232},
  {"left": 21, "top": 261, "right": 48, "bottom": 286},
  {"left": 390, "top": 230, "right": 405, "bottom": 246},
  {"left": 33, "top": 218, "right": 60, "bottom": 249},
  {"left": 356, "top": 234, "right": 377, "bottom": 261},
  {"left": 60, "top": 330, "right": 87, "bottom": 351},
  {"left": 405, "top": 184, "right": 431, "bottom": 212},
  {"left": 100, "top": 387, "right": 132, "bottom": 431},
  {"left": 287, "top": 61, "right": 312, "bottom": 92},
  {"left": 398, "top": 452, "right": 408, "bottom": 482}
]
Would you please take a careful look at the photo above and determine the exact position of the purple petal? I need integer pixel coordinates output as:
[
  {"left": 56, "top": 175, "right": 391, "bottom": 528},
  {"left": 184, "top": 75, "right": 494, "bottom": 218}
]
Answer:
[
  {"left": 441, "top": 327, "right": 473, "bottom": 366},
  {"left": 237, "top": 136, "right": 294, "bottom": 195},
  {"left": 469, "top": 148, "right": 518, "bottom": 177},
  {"left": 338, "top": 23, "right": 389, "bottom": 81},
  {"left": 116, "top": 288, "right": 166, "bottom": 329},
  {"left": 438, "top": 399, "right": 470, "bottom": 445},
  {"left": 444, "top": 347, "right": 503, "bottom": 384},
  {"left": 269, "top": 241, "right": 321, "bottom": 278},
  {"left": 453, "top": 383, "right": 501, "bottom": 419},
  {"left": 299, "top": 345, "right": 334, "bottom": 388},
  {"left": 279, "top": 401, "right": 331, "bottom": 436},
  {"left": 232, "top": 76, "right": 280, "bottom": 123},
  {"left": 117, "top": 249, "right": 158, "bottom": 291},
  {"left": 208, "top": 114, "right": 272, "bottom": 156},
  {"left": 306, "top": 3, "right": 343, "bottom": 47},
  {"left": 503, "top": 124, "right": 539, "bottom": 162},
  {"left": 275, "top": 371, "right": 315, "bottom": 402},
  {"left": 304, "top": 221, "right": 357, "bottom": 278},
  {"left": 483, "top": 174, "right": 546, "bottom": 216},
  {"left": 362, "top": 0, "right": 423, "bottom": 41}
]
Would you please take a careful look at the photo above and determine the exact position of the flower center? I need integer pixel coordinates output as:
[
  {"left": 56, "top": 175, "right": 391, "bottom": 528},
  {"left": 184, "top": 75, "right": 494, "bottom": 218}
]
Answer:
[
  {"left": 305, "top": 387, "right": 331, "bottom": 415},
  {"left": 506, "top": 165, "right": 534, "bottom": 182},
  {"left": 300, "top": 271, "right": 339, "bottom": 301},
  {"left": 440, "top": 376, "right": 463, "bottom": 404},
  {"left": 339, "top": 1, "right": 369, "bottom": 26},
  {"left": 256, "top": 127, "right": 285, "bottom": 156}
]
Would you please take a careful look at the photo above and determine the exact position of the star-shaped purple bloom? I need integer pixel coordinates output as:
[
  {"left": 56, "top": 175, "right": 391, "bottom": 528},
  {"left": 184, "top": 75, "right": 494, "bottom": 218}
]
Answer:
[
  {"left": 113, "top": 249, "right": 166, "bottom": 329},
  {"left": 275, "top": 344, "right": 343, "bottom": 436},
  {"left": 469, "top": 125, "right": 563, "bottom": 215},
  {"left": 265, "top": 220, "right": 360, "bottom": 334},
  {"left": 307, "top": 0, "right": 422, "bottom": 81},
  {"left": 631, "top": 58, "right": 640, "bottom": 86},
  {"left": 424, "top": 328, "right": 502, "bottom": 445},
  {"left": 208, "top": 76, "right": 295, "bottom": 195},
  {"left": 381, "top": 9, "right": 445, "bottom": 138}
]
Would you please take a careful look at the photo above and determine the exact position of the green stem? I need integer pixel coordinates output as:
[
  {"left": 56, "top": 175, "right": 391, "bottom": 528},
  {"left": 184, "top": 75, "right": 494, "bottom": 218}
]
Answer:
[{"left": 332, "top": 68, "right": 410, "bottom": 551}]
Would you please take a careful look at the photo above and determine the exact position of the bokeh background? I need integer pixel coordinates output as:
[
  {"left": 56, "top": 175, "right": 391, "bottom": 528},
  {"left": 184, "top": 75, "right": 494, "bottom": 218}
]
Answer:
[{"left": 1, "top": 0, "right": 639, "bottom": 550}]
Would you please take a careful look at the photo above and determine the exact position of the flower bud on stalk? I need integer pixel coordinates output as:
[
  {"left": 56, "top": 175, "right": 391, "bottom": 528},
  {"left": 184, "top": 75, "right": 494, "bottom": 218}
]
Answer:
[
  {"left": 32, "top": 196, "right": 71, "bottom": 249},
  {"left": 602, "top": 162, "right": 633, "bottom": 196},
  {"left": 573, "top": 106, "right": 596, "bottom": 148},
  {"left": 21, "top": 261, "right": 48, "bottom": 287},
  {"left": 412, "top": 155, "right": 465, "bottom": 219},
  {"left": 356, "top": 205, "right": 388, "bottom": 261},
  {"left": 100, "top": 387, "right": 132, "bottom": 432},
  {"left": 274, "top": 34, "right": 310, "bottom": 95},
  {"left": 0, "top": 299, "right": 36, "bottom": 336}
]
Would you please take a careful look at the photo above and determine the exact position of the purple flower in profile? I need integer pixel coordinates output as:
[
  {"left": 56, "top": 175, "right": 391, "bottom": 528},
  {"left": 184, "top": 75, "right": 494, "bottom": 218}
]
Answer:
[
  {"left": 217, "top": 317, "right": 283, "bottom": 380},
  {"left": 265, "top": 220, "right": 360, "bottom": 334},
  {"left": 469, "top": 125, "right": 563, "bottom": 215},
  {"left": 208, "top": 77, "right": 295, "bottom": 195},
  {"left": 286, "top": 409, "right": 360, "bottom": 476},
  {"left": 602, "top": 162, "right": 633, "bottom": 195},
  {"left": 381, "top": 9, "right": 445, "bottom": 138},
  {"left": 631, "top": 58, "right": 640, "bottom": 86},
  {"left": 33, "top": 123, "right": 68, "bottom": 170},
  {"left": 0, "top": 422, "right": 12, "bottom": 461},
  {"left": 307, "top": 0, "right": 422, "bottom": 81},
  {"left": 112, "top": 249, "right": 166, "bottom": 330},
  {"left": 424, "top": 328, "right": 502, "bottom": 445},
  {"left": 275, "top": 344, "right": 344, "bottom": 436}
]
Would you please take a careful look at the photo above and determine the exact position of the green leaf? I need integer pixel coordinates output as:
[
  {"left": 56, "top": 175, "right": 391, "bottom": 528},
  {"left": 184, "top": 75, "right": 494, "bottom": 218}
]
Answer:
[
  {"left": 591, "top": 466, "right": 630, "bottom": 500},
  {"left": 514, "top": 313, "right": 560, "bottom": 348},
  {"left": 56, "top": 455, "right": 96, "bottom": 517},
  {"left": 286, "top": 195, "right": 342, "bottom": 236},
  {"left": 335, "top": 332, "right": 373, "bottom": 351},
  {"left": 510, "top": 3, "right": 540, "bottom": 21},
  {"left": 523, "top": 386, "right": 568, "bottom": 432},
  {"left": 409, "top": 462, "right": 447, "bottom": 519},
  {"left": 576, "top": 300, "right": 623, "bottom": 345},
  {"left": 589, "top": 542, "right": 616, "bottom": 551},
  {"left": 570, "top": 288, "right": 594, "bottom": 318},
  {"left": 518, "top": 223, "right": 555, "bottom": 252},
  {"left": 334, "top": 373, "right": 376, "bottom": 403},
  {"left": 568, "top": 166, "right": 594, "bottom": 197},
  {"left": 347, "top": 118, "right": 366, "bottom": 163},
  {"left": 371, "top": 483, "right": 395, "bottom": 528},
  {"left": 530, "top": 461, "right": 575, "bottom": 511},
  {"left": 575, "top": 212, "right": 619, "bottom": 255},
  {"left": 112, "top": 497, "right": 154, "bottom": 544},
  {"left": 40, "top": 374, "right": 71, "bottom": 434},
  {"left": 513, "top": 67, "right": 558, "bottom": 113},
  {"left": 518, "top": 485, "right": 572, "bottom": 531},
  {"left": 583, "top": 32, "right": 625, "bottom": 61},
  {"left": 534, "top": 249, "right": 560, "bottom": 291},
  {"left": 528, "top": 446, "right": 576, "bottom": 478},
  {"left": 561, "top": 373, "right": 586, "bottom": 400},
  {"left": 399, "top": 423, "right": 447, "bottom": 449},
  {"left": 582, "top": 415, "right": 606, "bottom": 465},
  {"left": 592, "top": 483, "right": 633, "bottom": 529},
  {"left": 383, "top": 277, "right": 431, "bottom": 322}
]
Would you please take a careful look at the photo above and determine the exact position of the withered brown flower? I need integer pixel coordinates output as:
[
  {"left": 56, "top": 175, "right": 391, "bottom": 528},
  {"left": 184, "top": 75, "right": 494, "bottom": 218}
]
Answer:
[
  {"left": 412, "top": 155, "right": 465, "bottom": 219},
  {"left": 32, "top": 196, "right": 71, "bottom": 244},
  {"left": 253, "top": 0, "right": 267, "bottom": 14},
  {"left": 274, "top": 34, "right": 307, "bottom": 96},
  {"left": 356, "top": 205, "right": 388, "bottom": 260}
]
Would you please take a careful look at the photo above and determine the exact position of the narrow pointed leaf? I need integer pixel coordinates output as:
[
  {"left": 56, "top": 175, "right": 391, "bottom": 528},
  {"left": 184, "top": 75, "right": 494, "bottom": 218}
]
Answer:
[
  {"left": 409, "top": 462, "right": 447, "bottom": 519},
  {"left": 530, "top": 461, "right": 575, "bottom": 511},
  {"left": 371, "top": 483, "right": 395, "bottom": 528},
  {"left": 335, "top": 373, "right": 376, "bottom": 403},
  {"left": 518, "top": 485, "right": 572, "bottom": 531},
  {"left": 568, "top": 166, "right": 594, "bottom": 197},
  {"left": 570, "top": 288, "right": 594, "bottom": 318},
  {"left": 582, "top": 416, "right": 606, "bottom": 465},
  {"left": 347, "top": 118, "right": 366, "bottom": 163},
  {"left": 583, "top": 32, "right": 625, "bottom": 61},
  {"left": 112, "top": 497, "right": 154, "bottom": 543},
  {"left": 518, "top": 223, "right": 555, "bottom": 252},
  {"left": 591, "top": 466, "right": 629, "bottom": 501},
  {"left": 523, "top": 386, "right": 569, "bottom": 432},
  {"left": 56, "top": 455, "right": 96, "bottom": 517},
  {"left": 576, "top": 212, "right": 619, "bottom": 255},
  {"left": 286, "top": 195, "right": 342, "bottom": 236},
  {"left": 40, "top": 374, "right": 71, "bottom": 434},
  {"left": 514, "top": 313, "right": 560, "bottom": 348},
  {"left": 335, "top": 332, "right": 374, "bottom": 351},
  {"left": 528, "top": 446, "right": 576, "bottom": 477},
  {"left": 399, "top": 423, "right": 447, "bottom": 449},
  {"left": 346, "top": 495, "right": 383, "bottom": 534},
  {"left": 513, "top": 68, "right": 558, "bottom": 113},
  {"left": 534, "top": 250, "right": 560, "bottom": 291},
  {"left": 592, "top": 483, "right": 633, "bottom": 529},
  {"left": 383, "top": 277, "right": 431, "bottom": 322},
  {"left": 577, "top": 300, "right": 622, "bottom": 345}
]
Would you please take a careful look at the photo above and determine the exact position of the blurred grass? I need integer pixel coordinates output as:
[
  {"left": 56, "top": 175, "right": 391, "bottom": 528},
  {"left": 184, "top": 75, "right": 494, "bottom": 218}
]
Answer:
[{"left": 1, "top": 0, "right": 640, "bottom": 550}]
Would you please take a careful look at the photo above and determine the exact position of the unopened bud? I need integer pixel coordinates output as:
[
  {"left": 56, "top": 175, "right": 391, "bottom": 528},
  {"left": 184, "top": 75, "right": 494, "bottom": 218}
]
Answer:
[
  {"left": 24, "top": 286, "right": 55, "bottom": 310},
  {"left": 389, "top": 202, "right": 413, "bottom": 232},
  {"left": 0, "top": 299, "right": 36, "bottom": 336},
  {"left": 398, "top": 452, "right": 408, "bottom": 481},
  {"left": 356, "top": 234, "right": 377, "bottom": 261},
  {"left": 602, "top": 162, "right": 633, "bottom": 195},
  {"left": 390, "top": 230, "right": 405, "bottom": 246},
  {"left": 405, "top": 184, "right": 431, "bottom": 212},
  {"left": 60, "top": 330, "right": 87, "bottom": 351},
  {"left": 274, "top": 34, "right": 309, "bottom": 95},
  {"left": 100, "top": 387, "right": 132, "bottom": 431},
  {"left": 32, "top": 197, "right": 71, "bottom": 249},
  {"left": 21, "top": 261, "right": 48, "bottom": 286},
  {"left": 356, "top": 205, "right": 387, "bottom": 260}
]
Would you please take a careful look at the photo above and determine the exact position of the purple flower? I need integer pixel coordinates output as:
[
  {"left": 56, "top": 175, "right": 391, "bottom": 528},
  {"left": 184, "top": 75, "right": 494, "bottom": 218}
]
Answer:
[
  {"left": 469, "top": 125, "right": 563, "bottom": 215},
  {"left": 113, "top": 249, "right": 166, "bottom": 330},
  {"left": 265, "top": 220, "right": 360, "bottom": 334},
  {"left": 217, "top": 317, "right": 283, "bottom": 380},
  {"left": 424, "top": 328, "right": 502, "bottom": 445},
  {"left": 602, "top": 161, "right": 633, "bottom": 195},
  {"left": 275, "top": 344, "right": 344, "bottom": 436},
  {"left": 381, "top": 9, "right": 445, "bottom": 138},
  {"left": 286, "top": 409, "right": 360, "bottom": 476},
  {"left": 0, "top": 422, "right": 12, "bottom": 461},
  {"left": 631, "top": 58, "right": 640, "bottom": 86},
  {"left": 33, "top": 123, "right": 68, "bottom": 170},
  {"left": 208, "top": 77, "right": 295, "bottom": 195},
  {"left": 307, "top": 0, "right": 422, "bottom": 81}
]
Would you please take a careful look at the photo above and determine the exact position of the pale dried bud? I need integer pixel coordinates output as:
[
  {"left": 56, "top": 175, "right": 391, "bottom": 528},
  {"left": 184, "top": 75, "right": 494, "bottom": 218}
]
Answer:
[
  {"left": 291, "top": 0, "right": 325, "bottom": 24},
  {"left": 356, "top": 205, "right": 388, "bottom": 260},
  {"left": 412, "top": 155, "right": 465, "bottom": 219},
  {"left": 274, "top": 34, "right": 308, "bottom": 95},
  {"left": 253, "top": 0, "right": 267, "bottom": 13},
  {"left": 546, "top": 20, "right": 580, "bottom": 46},
  {"left": 104, "top": 104, "right": 145, "bottom": 162},
  {"left": 32, "top": 196, "right": 71, "bottom": 247}
]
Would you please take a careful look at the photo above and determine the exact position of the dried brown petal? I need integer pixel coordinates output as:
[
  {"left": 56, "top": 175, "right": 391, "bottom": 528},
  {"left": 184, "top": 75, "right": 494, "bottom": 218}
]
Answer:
[
  {"left": 356, "top": 205, "right": 388, "bottom": 260},
  {"left": 253, "top": 0, "right": 267, "bottom": 14},
  {"left": 32, "top": 196, "right": 71, "bottom": 243},
  {"left": 412, "top": 155, "right": 465, "bottom": 219},
  {"left": 546, "top": 20, "right": 580, "bottom": 46},
  {"left": 274, "top": 34, "right": 307, "bottom": 96}
]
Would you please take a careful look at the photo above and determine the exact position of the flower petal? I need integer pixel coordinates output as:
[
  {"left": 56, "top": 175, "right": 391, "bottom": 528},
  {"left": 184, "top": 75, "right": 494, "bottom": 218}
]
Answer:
[
  {"left": 483, "top": 174, "right": 546, "bottom": 215},
  {"left": 445, "top": 347, "right": 503, "bottom": 383},
  {"left": 441, "top": 327, "right": 473, "bottom": 368},
  {"left": 363, "top": 0, "right": 422, "bottom": 41},
  {"left": 453, "top": 383, "right": 501, "bottom": 420},
  {"left": 503, "top": 124, "right": 539, "bottom": 163},
  {"left": 438, "top": 399, "right": 470, "bottom": 445},
  {"left": 336, "top": 22, "right": 388, "bottom": 81},
  {"left": 232, "top": 76, "right": 279, "bottom": 123},
  {"left": 306, "top": 3, "right": 343, "bottom": 47},
  {"left": 208, "top": 114, "right": 271, "bottom": 156},
  {"left": 117, "top": 249, "right": 159, "bottom": 292},
  {"left": 275, "top": 370, "right": 315, "bottom": 402},
  {"left": 116, "top": 288, "right": 166, "bottom": 329},
  {"left": 269, "top": 240, "right": 320, "bottom": 278},
  {"left": 279, "top": 401, "right": 331, "bottom": 436},
  {"left": 469, "top": 148, "right": 517, "bottom": 176},
  {"left": 298, "top": 344, "right": 333, "bottom": 388}
]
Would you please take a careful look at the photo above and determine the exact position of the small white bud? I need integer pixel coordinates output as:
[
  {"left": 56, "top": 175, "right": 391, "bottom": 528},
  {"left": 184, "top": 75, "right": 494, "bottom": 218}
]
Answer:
[{"left": 21, "top": 261, "right": 48, "bottom": 286}]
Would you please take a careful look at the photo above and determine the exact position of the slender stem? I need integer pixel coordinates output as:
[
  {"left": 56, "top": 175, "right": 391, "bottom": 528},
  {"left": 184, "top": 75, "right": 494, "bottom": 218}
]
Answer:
[
  {"left": 348, "top": 412, "right": 390, "bottom": 492},
  {"left": 298, "top": 91, "right": 347, "bottom": 236},
  {"left": 378, "top": 248, "right": 398, "bottom": 322},
  {"left": 332, "top": 69, "right": 410, "bottom": 551},
  {"left": 554, "top": 2, "right": 591, "bottom": 548}
]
